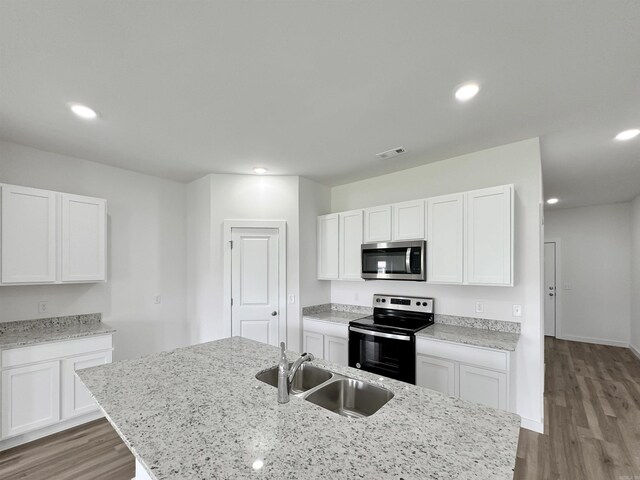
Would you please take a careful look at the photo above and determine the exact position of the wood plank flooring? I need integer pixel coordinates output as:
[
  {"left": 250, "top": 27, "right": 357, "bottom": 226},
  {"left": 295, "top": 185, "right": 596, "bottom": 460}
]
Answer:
[
  {"left": 1, "top": 337, "right": 639, "bottom": 479},
  {"left": 0, "top": 418, "right": 134, "bottom": 480},
  {"left": 515, "top": 337, "right": 640, "bottom": 480}
]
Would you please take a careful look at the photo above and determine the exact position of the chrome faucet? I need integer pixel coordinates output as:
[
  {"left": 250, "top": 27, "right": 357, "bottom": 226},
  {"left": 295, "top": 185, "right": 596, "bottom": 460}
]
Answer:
[{"left": 277, "top": 342, "right": 315, "bottom": 404}]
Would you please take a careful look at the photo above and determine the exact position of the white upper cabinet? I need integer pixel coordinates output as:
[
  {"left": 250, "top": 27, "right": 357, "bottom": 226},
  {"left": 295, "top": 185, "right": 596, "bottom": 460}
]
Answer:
[
  {"left": 339, "top": 210, "right": 363, "bottom": 281},
  {"left": 392, "top": 200, "right": 424, "bottom": 241},
  {"left": 363, "top": 205, "right": 392, "bottom": 243},
  {"left": 0, "top": 183, "right": 107, "bottom": 286},
  {"left": 317, "top": 214, "right": 339, "bottom": 280},
  {"left": 1, "top": 185, "right": 57, "bottom": 284},
  {"left": 427, "top": 193, "right": 464, "bottom": 284},
  {"left": 465, "top": 185, "right": 513, "bottom": 285},
  {"left": 61, "top": 194, "right": 107, "bottom": 282}
]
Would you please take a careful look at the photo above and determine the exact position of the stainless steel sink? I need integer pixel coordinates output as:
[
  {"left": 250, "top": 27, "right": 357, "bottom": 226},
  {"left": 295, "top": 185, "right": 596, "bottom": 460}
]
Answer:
[
  {"left": 256, "top": 363, "right": 394, "bottom": 417},
  {"left": 256, "top": 363, "right": 333, "bottom": 394},
  {"left": 304, "top": 378, "right": 394, "bottom": 418}
]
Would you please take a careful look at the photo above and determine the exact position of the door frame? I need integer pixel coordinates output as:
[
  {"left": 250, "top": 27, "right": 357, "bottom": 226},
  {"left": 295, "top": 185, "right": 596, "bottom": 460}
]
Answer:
[
  {"left": 544, "top": 238, "right": 562, "bottom": 338},
  {"left": 223, "top": 220, "right": 287, "bottom": 345}
]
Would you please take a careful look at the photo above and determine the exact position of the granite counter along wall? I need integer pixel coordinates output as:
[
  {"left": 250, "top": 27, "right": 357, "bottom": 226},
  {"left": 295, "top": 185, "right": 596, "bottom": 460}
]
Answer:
[{"left": 302, "top": 303, "right": 520, "bottom": 334}]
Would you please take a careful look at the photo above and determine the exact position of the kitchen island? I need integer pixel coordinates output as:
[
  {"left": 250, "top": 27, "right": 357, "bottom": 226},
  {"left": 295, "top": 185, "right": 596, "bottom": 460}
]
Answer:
[{"left": 78, "top": 337, "right": 521, "bottom": 480}]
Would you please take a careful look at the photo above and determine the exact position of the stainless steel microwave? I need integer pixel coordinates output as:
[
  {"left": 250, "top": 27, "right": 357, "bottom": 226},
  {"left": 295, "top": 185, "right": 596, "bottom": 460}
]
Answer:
[{"left": 361, "top": 241, "right": 426, "bottom": 281}]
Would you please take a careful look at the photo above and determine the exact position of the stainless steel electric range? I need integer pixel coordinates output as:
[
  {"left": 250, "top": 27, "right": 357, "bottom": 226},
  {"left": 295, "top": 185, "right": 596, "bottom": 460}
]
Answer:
[{"left": 348, "top": 294, "right": 434, "bottom": 384}]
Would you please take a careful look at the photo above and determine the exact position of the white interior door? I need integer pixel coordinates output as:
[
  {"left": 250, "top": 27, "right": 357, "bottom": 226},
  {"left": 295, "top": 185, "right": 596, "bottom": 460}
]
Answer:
[
  {"left": 544, "top": 242, "right": 557, "bottom": 336},
  {"left": 231, "top": 228, "right": 280, "bottom": 346}
]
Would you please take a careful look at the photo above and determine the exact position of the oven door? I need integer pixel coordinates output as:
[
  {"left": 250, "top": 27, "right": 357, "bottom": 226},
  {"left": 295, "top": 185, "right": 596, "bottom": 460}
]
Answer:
[
  {"left": 348, "top": 327, "right": 416, "bottom": 384},
  {"left": 361, "top": 241, "right": 425, "bottom": 281}
]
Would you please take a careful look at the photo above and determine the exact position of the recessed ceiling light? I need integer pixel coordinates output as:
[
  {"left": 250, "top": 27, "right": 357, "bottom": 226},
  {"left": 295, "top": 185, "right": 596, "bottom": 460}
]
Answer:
[
  {"left": 546, "top": 198, "right": 559, "bottom": 205},
  {"left": 615, "top": 129, "right": 639, "bottom": 141},
  {"left": 253, "top": 167, "right": 267, "bottom": 174},
  {"left": 252, "top": 459, "right": 264, "bottom": 470},
  {"left": 69, "top": 103, "right": 98, "bottom": 120},
  {"left": 454, "top": 82, "right": 480, "bottom": 102}
]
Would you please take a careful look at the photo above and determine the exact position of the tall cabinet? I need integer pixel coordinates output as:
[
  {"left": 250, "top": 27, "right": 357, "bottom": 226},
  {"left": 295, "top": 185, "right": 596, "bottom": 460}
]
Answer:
[{"left": 0, "top": 183, "right": 107, "bottom": 286}]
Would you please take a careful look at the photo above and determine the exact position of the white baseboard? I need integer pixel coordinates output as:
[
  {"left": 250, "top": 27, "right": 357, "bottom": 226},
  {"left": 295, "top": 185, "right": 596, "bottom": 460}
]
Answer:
[
  {"left": 0, "top": 410, "right": 103, "bottom": 452},
  {"left": 630, "top": 343, "right": 640, "bottom": 361},
  {"left": 557, "top": 334, "right": 629, "bottom": 348},
  {"left": 520, "top": 417, "right": 544, "bottom": 434}
]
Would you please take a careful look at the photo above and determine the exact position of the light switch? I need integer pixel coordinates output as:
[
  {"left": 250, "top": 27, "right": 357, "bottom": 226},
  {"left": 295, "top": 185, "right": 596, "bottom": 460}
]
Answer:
[
  {"left": 154, "top": 295, "right": 162, "bottom": 304},
  {"left": 288, "top": 294, "right": 295, "bottom": 304}
]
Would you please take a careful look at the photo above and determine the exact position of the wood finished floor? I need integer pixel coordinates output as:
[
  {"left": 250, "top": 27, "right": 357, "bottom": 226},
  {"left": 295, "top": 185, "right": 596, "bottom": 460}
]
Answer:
[
  {"left": 0, "top": 418, "right": 134, "bottom": 480},
  {"left": 515, "top": 337, "right": 640, "bottom": 480},
  {"left": 1, "top": 337, "right": 639, "bottom": 479}
]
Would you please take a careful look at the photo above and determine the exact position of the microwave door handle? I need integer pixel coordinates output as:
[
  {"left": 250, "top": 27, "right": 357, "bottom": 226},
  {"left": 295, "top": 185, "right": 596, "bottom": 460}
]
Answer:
[{"left": 406, "top": 247, "right": 412, "bottom": 273}]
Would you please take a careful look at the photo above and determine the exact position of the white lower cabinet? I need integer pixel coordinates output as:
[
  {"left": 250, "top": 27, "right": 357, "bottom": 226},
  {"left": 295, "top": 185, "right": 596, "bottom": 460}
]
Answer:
[
  {"left": 62, "top": 350, "right": 112, "bottom": 419},
  {"left": 416, "top": 354, "right": 457, "bottom": 397},
  {"left": 1, "top": 360, "right": 61, "bottom": 438},
  {"left": 324, "top": 335, "right": 348, "bottom": 365},
  {"left": 416, "top": 337, "right": 515, "bottom": 412},
  {"left": 302, "top": 330, "right": 325, "bottom": 359},
  {"left": 302, "top": 318, "right": 349, "bottom": 366},
  {"left": 0, "top": 334, "right": 113, "bottom": 449},
  {"left": 458, "top": 364, "right": 507, "bottom": 410}
]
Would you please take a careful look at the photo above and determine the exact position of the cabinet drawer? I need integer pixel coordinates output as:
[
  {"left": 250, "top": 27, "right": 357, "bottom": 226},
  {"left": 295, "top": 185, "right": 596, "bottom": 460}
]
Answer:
[
  {"left": 416, "top": 337, "right": 507, "bottom": 371},
  {"left": 302, "top": 318, "right": 348, "bottom": 339},
  {"left": 2, "top": 335, "right": 113, "bottom": 368}
]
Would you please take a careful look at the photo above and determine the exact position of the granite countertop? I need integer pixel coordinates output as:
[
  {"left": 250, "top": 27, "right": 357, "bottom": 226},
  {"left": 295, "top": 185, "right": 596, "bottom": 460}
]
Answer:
[
  {"left": 302, "top": 310, "right": 369, "bottom": 325},
  {"left": 0, "top": 314, "right": 115, "bottom": 349},
  {"left": 78, "top": 337, "right": 521, "bottom": 480},
  {"left": 417, "top": 324, "right": 520, "bottom": 351}
]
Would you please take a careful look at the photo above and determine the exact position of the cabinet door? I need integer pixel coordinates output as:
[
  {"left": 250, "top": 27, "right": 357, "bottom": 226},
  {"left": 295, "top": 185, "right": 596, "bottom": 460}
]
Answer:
[
  {"left": 1, "top": 185, "right": 57, "bottom": 284},
  {"left": 339, "top": 210, "right": 363, "bottom": 281},
  {"left": 465, "top": 185, "right": 513, "bottom": 285},
  {"left": 317, "top": 214, "right": 339, "bottom": 280},
  {"left": 324, "top": 334, "right": 348, "bottom": 366},
  {"left": 61, "top": 194, "right": 107, "bottom": 282},
  {"left": 392, "top": 200, "right": 424, "bottom": 241},
  {"left": 1, "top": 361, "right": 61, "bottom": 438},
  {"left": 459, "top": 364, "right": 507, "bottom": 410},
  {"left": 363, "top": 205, "right": 391, "bottom": 243},
  {"left": 427, "top": 194, "right": 464, "bottom": 284},
  {"left": 416, "top": 354, "right": 457, "bottom": 397},
  {"left": 62, "top": 350, "right": 112, "bottom": 419},
  {"left": 303, "top": 331, "right": 325, "bottom": 360}
]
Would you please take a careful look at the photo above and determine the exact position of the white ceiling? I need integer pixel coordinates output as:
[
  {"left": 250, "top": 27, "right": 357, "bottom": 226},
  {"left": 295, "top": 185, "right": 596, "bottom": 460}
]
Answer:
[{"left": 1, "top": 1, "right": 639, "bottom": 209}]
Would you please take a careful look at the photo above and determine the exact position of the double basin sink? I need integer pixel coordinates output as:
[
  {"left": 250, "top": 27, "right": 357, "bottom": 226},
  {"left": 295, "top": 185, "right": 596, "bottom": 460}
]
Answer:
[{"left": 255, "top": 363, "right": 394, "bottom": 418}]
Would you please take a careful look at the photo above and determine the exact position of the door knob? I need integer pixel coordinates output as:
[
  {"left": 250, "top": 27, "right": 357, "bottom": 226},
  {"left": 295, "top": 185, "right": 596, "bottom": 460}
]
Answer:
[{"left": 271, "top": 311, "right": 278, "bottom": 316}]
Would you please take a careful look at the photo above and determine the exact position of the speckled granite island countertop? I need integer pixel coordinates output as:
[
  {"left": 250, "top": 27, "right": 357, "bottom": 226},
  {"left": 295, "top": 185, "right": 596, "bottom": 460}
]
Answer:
[
  {"left": 78, "top": 337, "right": 520, "bottom": 480},
  {"left": 0, "top": 313, "right": 115, "bottom": 349}
]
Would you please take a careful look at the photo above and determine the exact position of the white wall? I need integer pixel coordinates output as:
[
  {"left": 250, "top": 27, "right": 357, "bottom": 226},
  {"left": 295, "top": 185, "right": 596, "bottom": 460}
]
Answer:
[
  {"left": 186, "top": 174, "right": 302, "bottom": 350},
  {"left": 630, "top": 195, "right": 640, "bottom": 354},
  {"left": 0, "top": 140, "right": 188, "bottom": 360},
  {"left": 545, "top": 203, "right": 631, "bottom": 347},
  {"left": 299, "top": 177, "right": 331, "bottom": 309},
  {"left": 331, "top": 138, "right": 544, "bottom": 431}
]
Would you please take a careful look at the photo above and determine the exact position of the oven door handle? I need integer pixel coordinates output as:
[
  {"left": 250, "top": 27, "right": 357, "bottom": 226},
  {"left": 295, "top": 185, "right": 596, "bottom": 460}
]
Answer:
[{"left": 349, "top": 327, "right": 412, "bottom": 341}]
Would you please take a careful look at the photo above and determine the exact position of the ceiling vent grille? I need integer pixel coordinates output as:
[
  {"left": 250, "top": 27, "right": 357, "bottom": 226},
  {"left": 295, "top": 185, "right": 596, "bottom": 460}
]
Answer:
[{"left": 376, "top": 147, "right": 406, "bottom": 160}]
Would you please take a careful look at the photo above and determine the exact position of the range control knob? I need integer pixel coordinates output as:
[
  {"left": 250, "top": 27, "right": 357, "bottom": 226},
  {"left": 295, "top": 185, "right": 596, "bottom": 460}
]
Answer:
[
  {"left": 416, "top": 301, "right": 420, "bottom": 306},
  {"left": 376, "top": 298, "right": 380, "bottom": 302},
  {"left": 422, "top": 302, "right": 428, "bottom": 307},
  {"left": 381, "top": 299, "right": 386, "bottom": 303}
]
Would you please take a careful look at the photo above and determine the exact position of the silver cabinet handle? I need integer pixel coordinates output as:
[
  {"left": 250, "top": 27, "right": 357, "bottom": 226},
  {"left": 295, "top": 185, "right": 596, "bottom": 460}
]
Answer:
[
  {"left": 271, "top": 311, "right": 278, "bottom": 316},
  {"left": 549, "top": 293, "right": 554, "bottom": 297}
]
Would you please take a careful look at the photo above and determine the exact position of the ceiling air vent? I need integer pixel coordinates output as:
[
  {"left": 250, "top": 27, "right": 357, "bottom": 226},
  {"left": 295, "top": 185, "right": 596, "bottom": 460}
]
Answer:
[{"left": 376, "top": 147, "right": 406, "bottom": 160}]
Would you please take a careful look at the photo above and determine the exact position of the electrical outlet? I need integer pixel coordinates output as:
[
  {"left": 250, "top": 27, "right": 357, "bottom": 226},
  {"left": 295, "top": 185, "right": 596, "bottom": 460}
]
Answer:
[
  {"left": 475, "top": 301, "right": 484, "bottom": 314},
  {"left": 38, "top": 301, "right": 48, "bottom": 314},
  {"left": 154, "top": 295, "right": 162, "bottom": 305},
  {"left": 512, "top": 304, "right": 522, "bottom": 317},
  {"left": 288, "top": 294, "right": 295, "bottom": 304}
]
